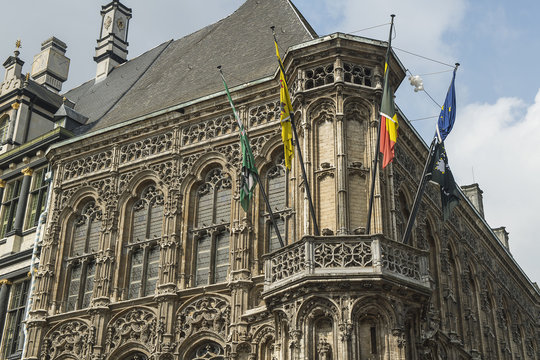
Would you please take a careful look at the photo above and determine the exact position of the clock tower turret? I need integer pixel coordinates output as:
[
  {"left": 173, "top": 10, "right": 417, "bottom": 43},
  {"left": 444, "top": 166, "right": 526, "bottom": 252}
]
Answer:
[{"left": 94, "top": 0, "right": 132, "bottom": 81}]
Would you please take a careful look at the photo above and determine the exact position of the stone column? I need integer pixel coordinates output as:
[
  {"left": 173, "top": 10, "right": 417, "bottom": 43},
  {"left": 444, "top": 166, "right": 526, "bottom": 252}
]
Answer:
[
  {"left": 13, "top": 167, "right": 32, "bottom": 234},
  {"left": 0, "top": 279, "right": 12, "bottom": 338},
  {"left": 334, "top": 83, "right": 348, "bottom": 235}
]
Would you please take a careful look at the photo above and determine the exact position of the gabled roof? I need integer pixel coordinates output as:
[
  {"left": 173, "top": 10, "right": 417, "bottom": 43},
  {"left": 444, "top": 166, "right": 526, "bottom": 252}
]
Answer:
[{"left": 63, "top": 0, "right": 316, "bottom": 134}]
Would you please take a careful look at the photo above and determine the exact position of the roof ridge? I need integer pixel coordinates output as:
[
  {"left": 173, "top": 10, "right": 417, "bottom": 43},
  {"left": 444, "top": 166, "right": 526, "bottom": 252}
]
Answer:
[{"left": 285, "top": 0, "right": 318, "bottom": 39}]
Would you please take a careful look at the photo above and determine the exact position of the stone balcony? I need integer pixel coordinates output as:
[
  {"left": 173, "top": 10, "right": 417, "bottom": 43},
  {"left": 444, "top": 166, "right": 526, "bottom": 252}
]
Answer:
[{"left": 262, "top": 235, "right": 431, "bottom": 298}]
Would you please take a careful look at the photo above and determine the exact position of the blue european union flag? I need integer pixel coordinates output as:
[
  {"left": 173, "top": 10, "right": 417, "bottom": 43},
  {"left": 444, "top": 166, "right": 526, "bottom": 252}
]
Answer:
[{"left": 436, "top": 69, "right": 457, "bottom": 142}]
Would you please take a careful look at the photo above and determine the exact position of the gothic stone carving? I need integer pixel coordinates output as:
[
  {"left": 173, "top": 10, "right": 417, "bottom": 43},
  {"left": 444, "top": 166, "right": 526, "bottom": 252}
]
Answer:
[
  {"left": 248, "top": 101, "right": 279, "bottom": 127},
  {"left": 181, "top": 115, "right": 237, "bottom": 145},
  {"left": 106, "top": 308, "right": 157, "bottom": 354},
  {"left": 63, "top": 150, "right": 113, "bottom": 180},
  {"left": 175, "top": 296, "right": 231, "bottom": 346},
  {"left": 41, "top": 320, "right": 92, "bottom": 359},
  {"left": 120, "top": 131, "right": 174, "bottom": 163}
]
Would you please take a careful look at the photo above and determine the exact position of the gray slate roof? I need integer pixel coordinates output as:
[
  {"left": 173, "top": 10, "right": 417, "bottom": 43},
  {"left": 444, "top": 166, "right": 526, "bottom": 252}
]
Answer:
[
  {"left": 63, "top": 0, "right": 316, "bottom": 134},
  {"left": 63, "top": 41, "right": 171, "bottom": 134}
]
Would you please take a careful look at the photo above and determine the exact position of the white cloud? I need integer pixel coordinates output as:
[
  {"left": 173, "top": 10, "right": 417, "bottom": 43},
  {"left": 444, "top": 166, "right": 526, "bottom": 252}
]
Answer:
[{"left": 447, "top": 90, "right": 540, "bottom": 283}]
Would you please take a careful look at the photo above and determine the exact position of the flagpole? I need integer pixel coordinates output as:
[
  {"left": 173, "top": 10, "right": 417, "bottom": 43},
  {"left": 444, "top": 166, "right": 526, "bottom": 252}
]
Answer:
[
  {"left": 218, "top": 66, "right": 284, "bottom": 248},
  {"left": 401, "top": 63, "right": 459, "bottom": 244},
  {"left": 401, "top": 137, "right": 436, "bottom": 244},
  {"left": 366, "top": 14, "right": 395, "bottom": 234},
  {"left": 272, "top": 28, "right": 320, "bottom": 236},
  {"left": 254, "top": 173, "right": 285, "bottom": 248}
]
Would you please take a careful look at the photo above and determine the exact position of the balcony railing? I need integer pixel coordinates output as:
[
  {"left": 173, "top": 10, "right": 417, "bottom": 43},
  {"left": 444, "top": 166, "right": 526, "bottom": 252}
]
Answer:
[{"left": 263, "top": 235, "right": 430, "bottom": 293}]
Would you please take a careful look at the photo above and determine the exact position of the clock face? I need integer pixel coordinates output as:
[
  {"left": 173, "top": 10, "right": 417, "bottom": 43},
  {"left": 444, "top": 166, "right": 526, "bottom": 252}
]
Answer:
[{"left": 117, "top": 17, "right": 125, "bottom": 31}]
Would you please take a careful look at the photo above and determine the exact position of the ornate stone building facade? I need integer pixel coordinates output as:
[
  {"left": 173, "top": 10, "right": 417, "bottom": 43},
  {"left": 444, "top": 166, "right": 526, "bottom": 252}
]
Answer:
[{"left": 13, "top": 0, "right": 540, "bottom": 359}]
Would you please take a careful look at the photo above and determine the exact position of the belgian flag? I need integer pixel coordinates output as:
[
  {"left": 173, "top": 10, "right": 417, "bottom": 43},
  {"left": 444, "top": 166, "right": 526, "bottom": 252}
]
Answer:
[{"left": 379, "top": 60, "right": 399, "bottom": 168}]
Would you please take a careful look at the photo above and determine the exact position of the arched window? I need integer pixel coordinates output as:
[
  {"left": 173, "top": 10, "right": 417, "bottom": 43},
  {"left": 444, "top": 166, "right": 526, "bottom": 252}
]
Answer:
[
  {"left": 264, "top": 156, "right": 291, "bottom": 252},
  {"left": 125, "top": 185, "right": 163, "bottom": 299},
  {"left": 188, "top": 341, "right": 225, "bottom": 360},
  {"left": 66, "top": 201, "right": 102, "bottom": 311},
  {"left": 192, "top": 168, "right": 231, "bottom": 286}
]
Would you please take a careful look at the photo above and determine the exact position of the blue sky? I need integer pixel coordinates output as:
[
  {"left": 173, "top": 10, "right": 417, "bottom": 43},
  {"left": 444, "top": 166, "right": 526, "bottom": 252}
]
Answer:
[{"left": 2, "top": 0, "right": 538, "bottom": 283}]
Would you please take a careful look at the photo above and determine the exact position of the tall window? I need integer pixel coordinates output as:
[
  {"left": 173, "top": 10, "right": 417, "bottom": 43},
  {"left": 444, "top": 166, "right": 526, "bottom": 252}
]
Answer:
[
  {"left": 193, "top": 168, "right": 231, "bottom": 287},
  {"left": 0, "top": 178, "right": 22, "bottom": 237},
  {"left": 25, "top": 167, "right": 49, "bottom": 230},
  {"left": 0, "top": 115, "right": 9, "bottom": 144},
  {"left": 66, "top": 201, "right": 102, "bottom": 311},
  {"left": 264, "top": 156, "right": 291, "bottom": 252},
  {"left": 2, "top": 280, "right": 29, "bottom": 358},
  {"left": 126, "top": 185, "right": 163, "bottom": 299}
]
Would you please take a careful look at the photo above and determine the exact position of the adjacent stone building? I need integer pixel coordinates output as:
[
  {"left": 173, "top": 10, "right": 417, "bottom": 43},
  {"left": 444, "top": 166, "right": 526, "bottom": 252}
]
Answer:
[
  {"left": 0, "top": 36, "right": 76, "bottom": 359},
  {"left": 0, "top": 0, "right": 536, "bottom": 359}
]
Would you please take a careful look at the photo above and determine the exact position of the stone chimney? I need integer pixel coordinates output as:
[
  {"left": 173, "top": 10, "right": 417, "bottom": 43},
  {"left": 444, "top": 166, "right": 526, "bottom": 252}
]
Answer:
[
  {"left": 461, "top": 183, "right": 485, "bottom": 218},
  {"left": 492, "top": 226, "right": 509, "bottom": 250},
  {"left": 31, "top": 37, "right": 70, "bottom": 93},
  {"left": 94, "top": 0, "right": 132, "bottom": 81}
]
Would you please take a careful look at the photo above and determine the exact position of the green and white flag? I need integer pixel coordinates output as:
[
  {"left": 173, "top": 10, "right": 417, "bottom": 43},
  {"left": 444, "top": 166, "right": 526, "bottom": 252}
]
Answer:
[{"left": 219, "top": 69, "right": 258, "bottom": 212}]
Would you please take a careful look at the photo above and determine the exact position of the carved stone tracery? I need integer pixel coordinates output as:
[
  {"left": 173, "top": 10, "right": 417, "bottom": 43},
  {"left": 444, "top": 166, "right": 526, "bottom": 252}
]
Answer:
[
  {"left": 41, "top": 320, "right": 92, "bottom": 359},
  {"left": 106, "top": 308, "right": 157, "bottom": 354},
  {"left": 120, "top": 131, "right": 174, "bottom": 163},
  {"left": 175, "top": 296, "right": 231, "bottom": 345}
]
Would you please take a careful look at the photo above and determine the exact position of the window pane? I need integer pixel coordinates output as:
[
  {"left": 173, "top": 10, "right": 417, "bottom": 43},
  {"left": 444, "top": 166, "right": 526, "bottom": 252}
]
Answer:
[
  {"left": 26, "top": 169, "right": 48, "bottom": 230},
  {"left": 67, "top": 265, "right": 82, "bottom": 311},
  {"left": 132, "top": 205, "right": 147, "bottom": 241},
  {"left": 269, "top": 218, "right": 285, "bottom": 252},
  {"left": 82, "top": 262, "right": 95, "bottom": 308},
  {"left": 72, "top": 217, "right": 87, "bottom": 256},
  {"left": 0, "top": 208, "right": 10, "bottom": 238},
  {"left": 87, "top": 217, "right": 101, "bottom": 252},
  {"left": 197, "top": 190, "right": 213, "bottom": 227},
  {"left": 148, "top": 204, "right": 163, "bottom": 239},
  {"left": 2, "top": 281, "right": 29, "bottom": 357},
  {"left": 195, "top": 234, "right": 211, "bottom": 286},
  {"left": 268, "top": 167, "right": 286, "bottom": 210},
  {"left": 0, "top": 116, "right": 8, "bottom": 143},
  {"left": 215, "top": 187, "right": 231, "bottom": 224},
  {"left": 128, "top": 248, "right": 144, "bottom": 299},
  {"left": 25, "top": 192, "right": 39, "bottom": 230},
  {"left": 144, "top": 245, "right": 160, "bottom": 297},
  {"left": 214, "top": 232, "right": 229, "bottom": 283}
]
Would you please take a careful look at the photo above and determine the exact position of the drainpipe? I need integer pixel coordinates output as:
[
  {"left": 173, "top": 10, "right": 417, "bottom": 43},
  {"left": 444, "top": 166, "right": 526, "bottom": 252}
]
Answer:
[{"left": 21, "top": 168, "right": 53, "bottom": 358}]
